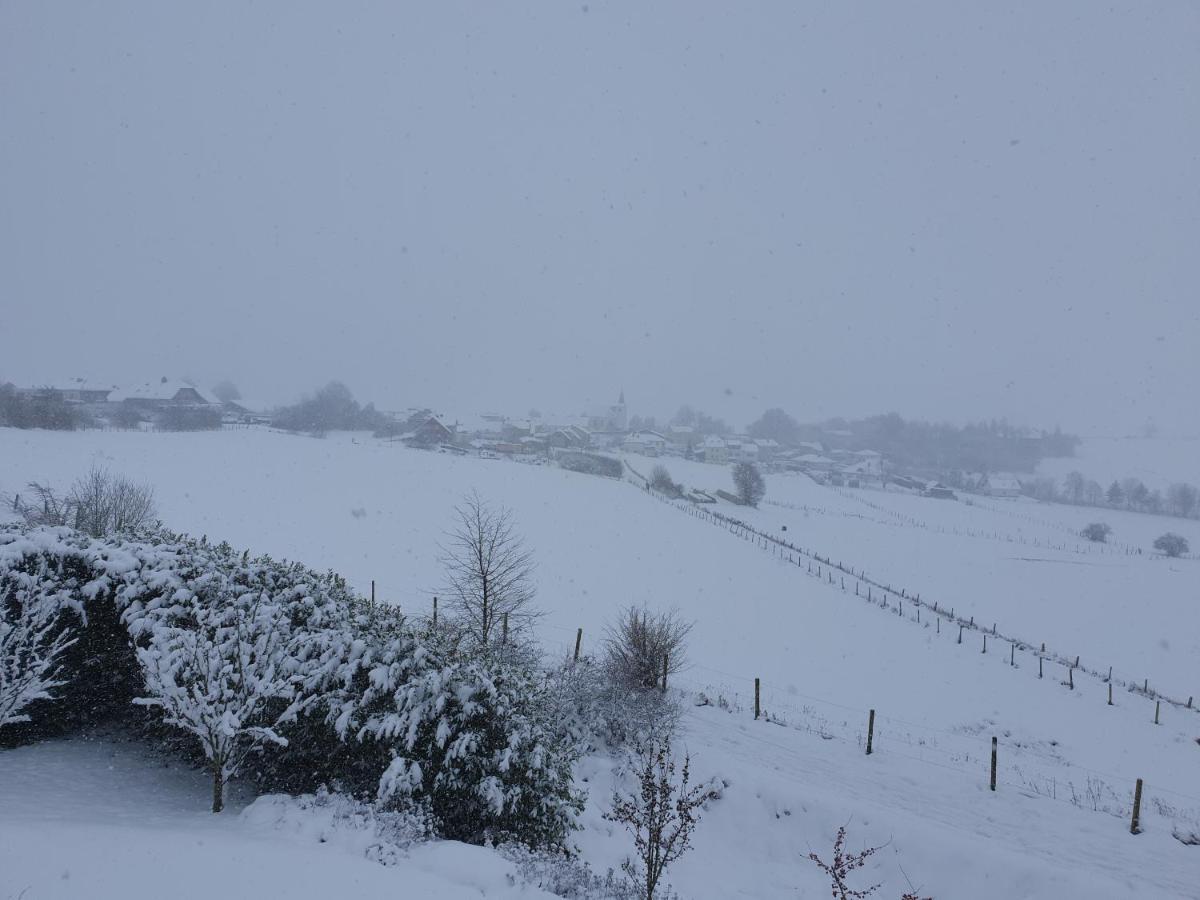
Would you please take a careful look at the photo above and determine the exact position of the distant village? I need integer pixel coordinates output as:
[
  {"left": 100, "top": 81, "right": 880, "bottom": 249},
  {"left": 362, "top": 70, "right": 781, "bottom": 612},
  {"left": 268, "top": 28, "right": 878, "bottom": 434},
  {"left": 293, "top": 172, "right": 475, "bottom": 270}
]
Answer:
[
  {"left": 385, "top": 392, "right": 1027, "bottom": 501},
  {"left": 4, "top": 380, "right": 1037, "bottom": 501}
]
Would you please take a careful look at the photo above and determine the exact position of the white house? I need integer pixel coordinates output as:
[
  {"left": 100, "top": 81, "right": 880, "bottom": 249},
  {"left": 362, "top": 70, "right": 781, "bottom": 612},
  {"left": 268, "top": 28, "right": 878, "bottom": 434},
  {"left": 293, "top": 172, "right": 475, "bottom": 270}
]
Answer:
[
  {"left": 108, "top": 379, "right": 218, "bottom": 408},
  {"left": 729, "top": 441, "right": 760, "bottom": 464},
  {"left": 623, "top": 430, "right": 668, "bottom": 457},
  {"left": 983, "top": 474, "right": 1023, "bottom": 498},
  {"left": 700, "top": 435, "right": 729, "bottom": 464},
  {"left": 19, "top": 378, "right": 118, "bottom": 404}
]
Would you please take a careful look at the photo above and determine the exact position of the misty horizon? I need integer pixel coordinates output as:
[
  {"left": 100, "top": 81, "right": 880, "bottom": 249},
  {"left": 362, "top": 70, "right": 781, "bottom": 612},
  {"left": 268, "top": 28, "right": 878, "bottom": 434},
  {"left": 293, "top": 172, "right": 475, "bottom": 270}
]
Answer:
[{"left": 3, "top": 3, "right": 1198, "bottom": 436}]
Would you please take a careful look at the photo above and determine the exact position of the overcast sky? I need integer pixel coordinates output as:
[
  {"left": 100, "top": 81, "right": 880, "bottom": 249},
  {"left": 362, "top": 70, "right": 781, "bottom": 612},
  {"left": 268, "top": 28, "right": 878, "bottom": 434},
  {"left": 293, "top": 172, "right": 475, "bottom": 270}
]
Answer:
[{"left": 2, "top": 2, "right": 1197, "bottom": 434}]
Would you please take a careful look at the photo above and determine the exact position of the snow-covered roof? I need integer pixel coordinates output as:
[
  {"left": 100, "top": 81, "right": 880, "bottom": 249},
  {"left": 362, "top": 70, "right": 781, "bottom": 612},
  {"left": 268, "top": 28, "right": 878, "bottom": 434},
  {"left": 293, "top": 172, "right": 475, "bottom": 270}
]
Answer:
[
  {"left": 625, "top": 430, "right": 667, "bottom": 442},
  {"left": 988, "top": 474, "right": 1023, "bottom": 490},
  {"left": 35, "top": 378, "right": 119, "bottom": 394},
  {"left": 109, "top": 380, "right": 217, "bottom": 404}
]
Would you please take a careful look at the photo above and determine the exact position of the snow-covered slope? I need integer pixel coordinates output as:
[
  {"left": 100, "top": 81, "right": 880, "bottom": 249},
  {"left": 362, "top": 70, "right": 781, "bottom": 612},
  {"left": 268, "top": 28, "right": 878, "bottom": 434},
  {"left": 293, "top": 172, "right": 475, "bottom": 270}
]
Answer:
[{"left": 2, "top": 427, "right": 1198, "bottom": 898}]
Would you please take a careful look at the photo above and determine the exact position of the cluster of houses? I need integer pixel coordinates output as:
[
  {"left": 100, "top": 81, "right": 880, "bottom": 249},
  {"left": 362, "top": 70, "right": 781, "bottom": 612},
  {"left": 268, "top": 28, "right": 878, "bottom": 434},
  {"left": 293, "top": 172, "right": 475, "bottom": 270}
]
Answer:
[
  {"left": 9, "top": 378, "right": 263, "bottom": 425},
  {"left": 392, "top": 392, "right": 896, "bottom": 485}
]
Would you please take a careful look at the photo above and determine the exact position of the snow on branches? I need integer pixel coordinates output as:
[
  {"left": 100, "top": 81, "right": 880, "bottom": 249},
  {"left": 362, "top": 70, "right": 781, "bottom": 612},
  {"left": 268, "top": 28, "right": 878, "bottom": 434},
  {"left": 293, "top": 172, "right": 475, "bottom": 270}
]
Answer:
[{"left": 1, "top": 590, "right": 76, "bottom": 728}]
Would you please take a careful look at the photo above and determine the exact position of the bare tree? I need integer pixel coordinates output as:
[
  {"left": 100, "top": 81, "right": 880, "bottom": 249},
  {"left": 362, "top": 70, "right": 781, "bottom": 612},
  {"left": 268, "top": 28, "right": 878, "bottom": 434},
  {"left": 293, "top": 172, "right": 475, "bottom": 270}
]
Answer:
[
  {"left": 605, "top": 736, "right": 715, "bottom": 900},
  {"left": 605, "top": 606, "right": 692, "bottom": 692},
  {"left": 1168, "top": 483, "right": 1199, "bottom": 518},
  {"left": 440, "top": 491, "right": 538, "bottom": 652},
  {"left": 807, "top": 825, "right": 932, "bottom": 900},
  {"left": 1, "top": 596, "right": 76, "bottom": 728}
]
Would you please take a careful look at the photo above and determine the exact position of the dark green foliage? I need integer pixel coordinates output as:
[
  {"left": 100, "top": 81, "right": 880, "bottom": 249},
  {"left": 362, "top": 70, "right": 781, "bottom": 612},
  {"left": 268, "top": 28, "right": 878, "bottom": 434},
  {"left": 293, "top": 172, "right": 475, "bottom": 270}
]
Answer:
[
  {"left": 733, "top": 462, "right": 766, "bottom": 507},
  {"left": 1154, "top": 533, "right": 1189, "bottom": 558},
  {"left": 798, "top": 413, "right": 1079, "bottom": 474},
  {"left": 747, "top": 408, "right": 801, "bottom": 445},
  {"left": 157, "top": 405, "right": 222, "bottom": 431},
  {"left": 272, "top": 381, "right": 389, "bottom": 434},
  {"left": 558, "top": 452, "right": 623, "bottom": 479},
  {"left": 0, "top": 543, "right": 141, "bottom": 747},
  {"left": 0, "top": 384, "right": 81, "bottom": 430}
]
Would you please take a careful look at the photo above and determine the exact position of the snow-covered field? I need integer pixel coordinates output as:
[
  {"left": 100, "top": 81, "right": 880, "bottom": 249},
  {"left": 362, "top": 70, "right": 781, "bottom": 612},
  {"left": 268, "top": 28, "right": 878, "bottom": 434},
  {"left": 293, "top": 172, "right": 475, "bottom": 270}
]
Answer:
[
  {"left": 2, "top": 427, "right": 1199, "bottom": 898},
  {"left": 640, "top": 453, "right": 1200, "bottom": 696}
]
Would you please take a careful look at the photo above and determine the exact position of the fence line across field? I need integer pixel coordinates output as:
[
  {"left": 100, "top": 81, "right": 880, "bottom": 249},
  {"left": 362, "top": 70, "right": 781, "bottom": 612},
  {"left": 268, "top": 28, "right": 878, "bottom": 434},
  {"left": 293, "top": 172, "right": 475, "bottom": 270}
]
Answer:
[
  {"left": 627, "top": 475, "right": 1198, "bottom": 720},
  {"left": 451, "top": 605, "right": 1200, "bottom": 835}
]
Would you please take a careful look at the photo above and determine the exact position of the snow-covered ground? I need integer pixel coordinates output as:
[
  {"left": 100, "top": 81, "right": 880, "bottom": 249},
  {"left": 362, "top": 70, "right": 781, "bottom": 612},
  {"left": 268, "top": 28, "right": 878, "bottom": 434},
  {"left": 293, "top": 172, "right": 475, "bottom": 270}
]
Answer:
[
  {"left": 2, "top": 426, "right": 1199, "bottom": 898},
  {"left": 0, "top": 738, "right": 554, "bottom": 900},
  {"left": 1037, "top": 435, "right": 1200, "bottom": 493},
  {"left": 634, "top": 452, "right": 1200, "bottom": 696}
]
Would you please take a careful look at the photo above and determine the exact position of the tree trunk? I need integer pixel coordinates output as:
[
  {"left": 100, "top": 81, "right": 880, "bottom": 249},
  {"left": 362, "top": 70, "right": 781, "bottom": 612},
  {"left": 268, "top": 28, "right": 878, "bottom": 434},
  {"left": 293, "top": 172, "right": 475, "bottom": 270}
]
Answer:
[{"left": 212, "top": 762, "right": 225, "bottom": 813}]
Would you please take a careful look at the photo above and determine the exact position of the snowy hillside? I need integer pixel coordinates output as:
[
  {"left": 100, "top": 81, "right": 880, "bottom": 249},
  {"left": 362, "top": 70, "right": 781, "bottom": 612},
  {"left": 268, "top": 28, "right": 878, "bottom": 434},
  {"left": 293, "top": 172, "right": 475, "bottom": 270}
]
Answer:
[{"left": 2, "top": 427, "right": 1199, "bottom": 898}]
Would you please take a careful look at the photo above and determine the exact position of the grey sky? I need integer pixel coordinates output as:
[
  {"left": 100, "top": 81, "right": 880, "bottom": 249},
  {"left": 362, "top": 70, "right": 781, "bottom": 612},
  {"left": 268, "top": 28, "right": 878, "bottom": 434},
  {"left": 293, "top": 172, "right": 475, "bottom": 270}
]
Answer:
[{"left": 2, "top": 2, "right": 1197, "bottom": 434}]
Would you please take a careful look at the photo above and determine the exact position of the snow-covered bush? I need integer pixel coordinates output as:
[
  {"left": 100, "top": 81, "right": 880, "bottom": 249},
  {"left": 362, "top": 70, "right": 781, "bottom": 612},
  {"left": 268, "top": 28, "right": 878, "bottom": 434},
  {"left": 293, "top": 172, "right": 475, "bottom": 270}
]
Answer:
[
  {"left": 1080, "top": 522, "right": 1112, "bottom": 543},
  {"left": 499, "top": 844, "right": 635, "bottom": 899},
  {"left": 557, "top": 452, "right": 623, "bottom": 479},
  {"left": 547, "top": 656, "right": 680, "bottom": 751},
  {"left": 649, "top": 466, "right": 683, "bottom": 498},
  {"left": 1153, "top": 532, "right": 1189, "bottom": 558},
  {"left": 0, "top": 523, "right": 588, "bottom": 845},
  {"left": 331, "top": 637, "right": 584, "bottom": 848},
  {"left": 10, "top": 467, "right": 157, "bottom": 537}
]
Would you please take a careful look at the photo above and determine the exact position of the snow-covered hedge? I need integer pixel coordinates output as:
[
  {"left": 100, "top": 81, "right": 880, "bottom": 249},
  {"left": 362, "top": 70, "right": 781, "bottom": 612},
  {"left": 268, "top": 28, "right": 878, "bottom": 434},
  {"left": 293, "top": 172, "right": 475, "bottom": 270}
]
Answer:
[{"left": 0, "top": 524, "right": 583, "bottom": 846}]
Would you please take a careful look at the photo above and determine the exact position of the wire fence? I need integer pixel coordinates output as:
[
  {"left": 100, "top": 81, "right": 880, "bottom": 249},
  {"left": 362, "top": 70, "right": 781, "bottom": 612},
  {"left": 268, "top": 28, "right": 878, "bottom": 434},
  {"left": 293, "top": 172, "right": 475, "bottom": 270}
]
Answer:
[{"left": 627, "top": 476, "right": 1199, "bottom": 721}]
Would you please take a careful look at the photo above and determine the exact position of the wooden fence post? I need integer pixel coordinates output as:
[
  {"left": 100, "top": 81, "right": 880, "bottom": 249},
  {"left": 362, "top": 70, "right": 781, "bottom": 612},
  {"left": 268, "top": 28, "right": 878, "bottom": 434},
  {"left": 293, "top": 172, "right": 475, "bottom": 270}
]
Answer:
[
  {"left": 661, "top": 653, "right": 668, "bottom": 693},
  {"left": 1131, "top": 778, "right": 1143, "bottom": 834},
  {"left": 990, "top": 737, "right": 998, "bottom": 791},
  {"left": 982, "top": 634, "right": 987, "bottom": 654},
  {"left": 1108, "top": 683, "right": 1113, "bottom": 706},
  {"left": 866, "top": 709, "right": 875, "bottom": 755},
  {"left": 1068, "top": 666, "right": 1074, "bottom": 690},
  {"left": 754, "top": 678, "right": 761, "bottom": 720},
  {"left": 1010, "top": 643, "right": 1015, "bottom": 667},
  {"left": 573, "top": 627, "right": 583, "bottom": 662},
  {"left": 1039, "top": 656, "right": 1043, "bottom": 679},
  {"left": 432, "top": 596, "right": 438, "bottom": 628},
  {"left": 958, "top": 625, "right": 963, "bottom": 644},
  {"left": 502, "top": 613, "right": 509, "bottom": 646},
  {"left": 1155, "top": 701, "right": 1160, "bottom": 725}
]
